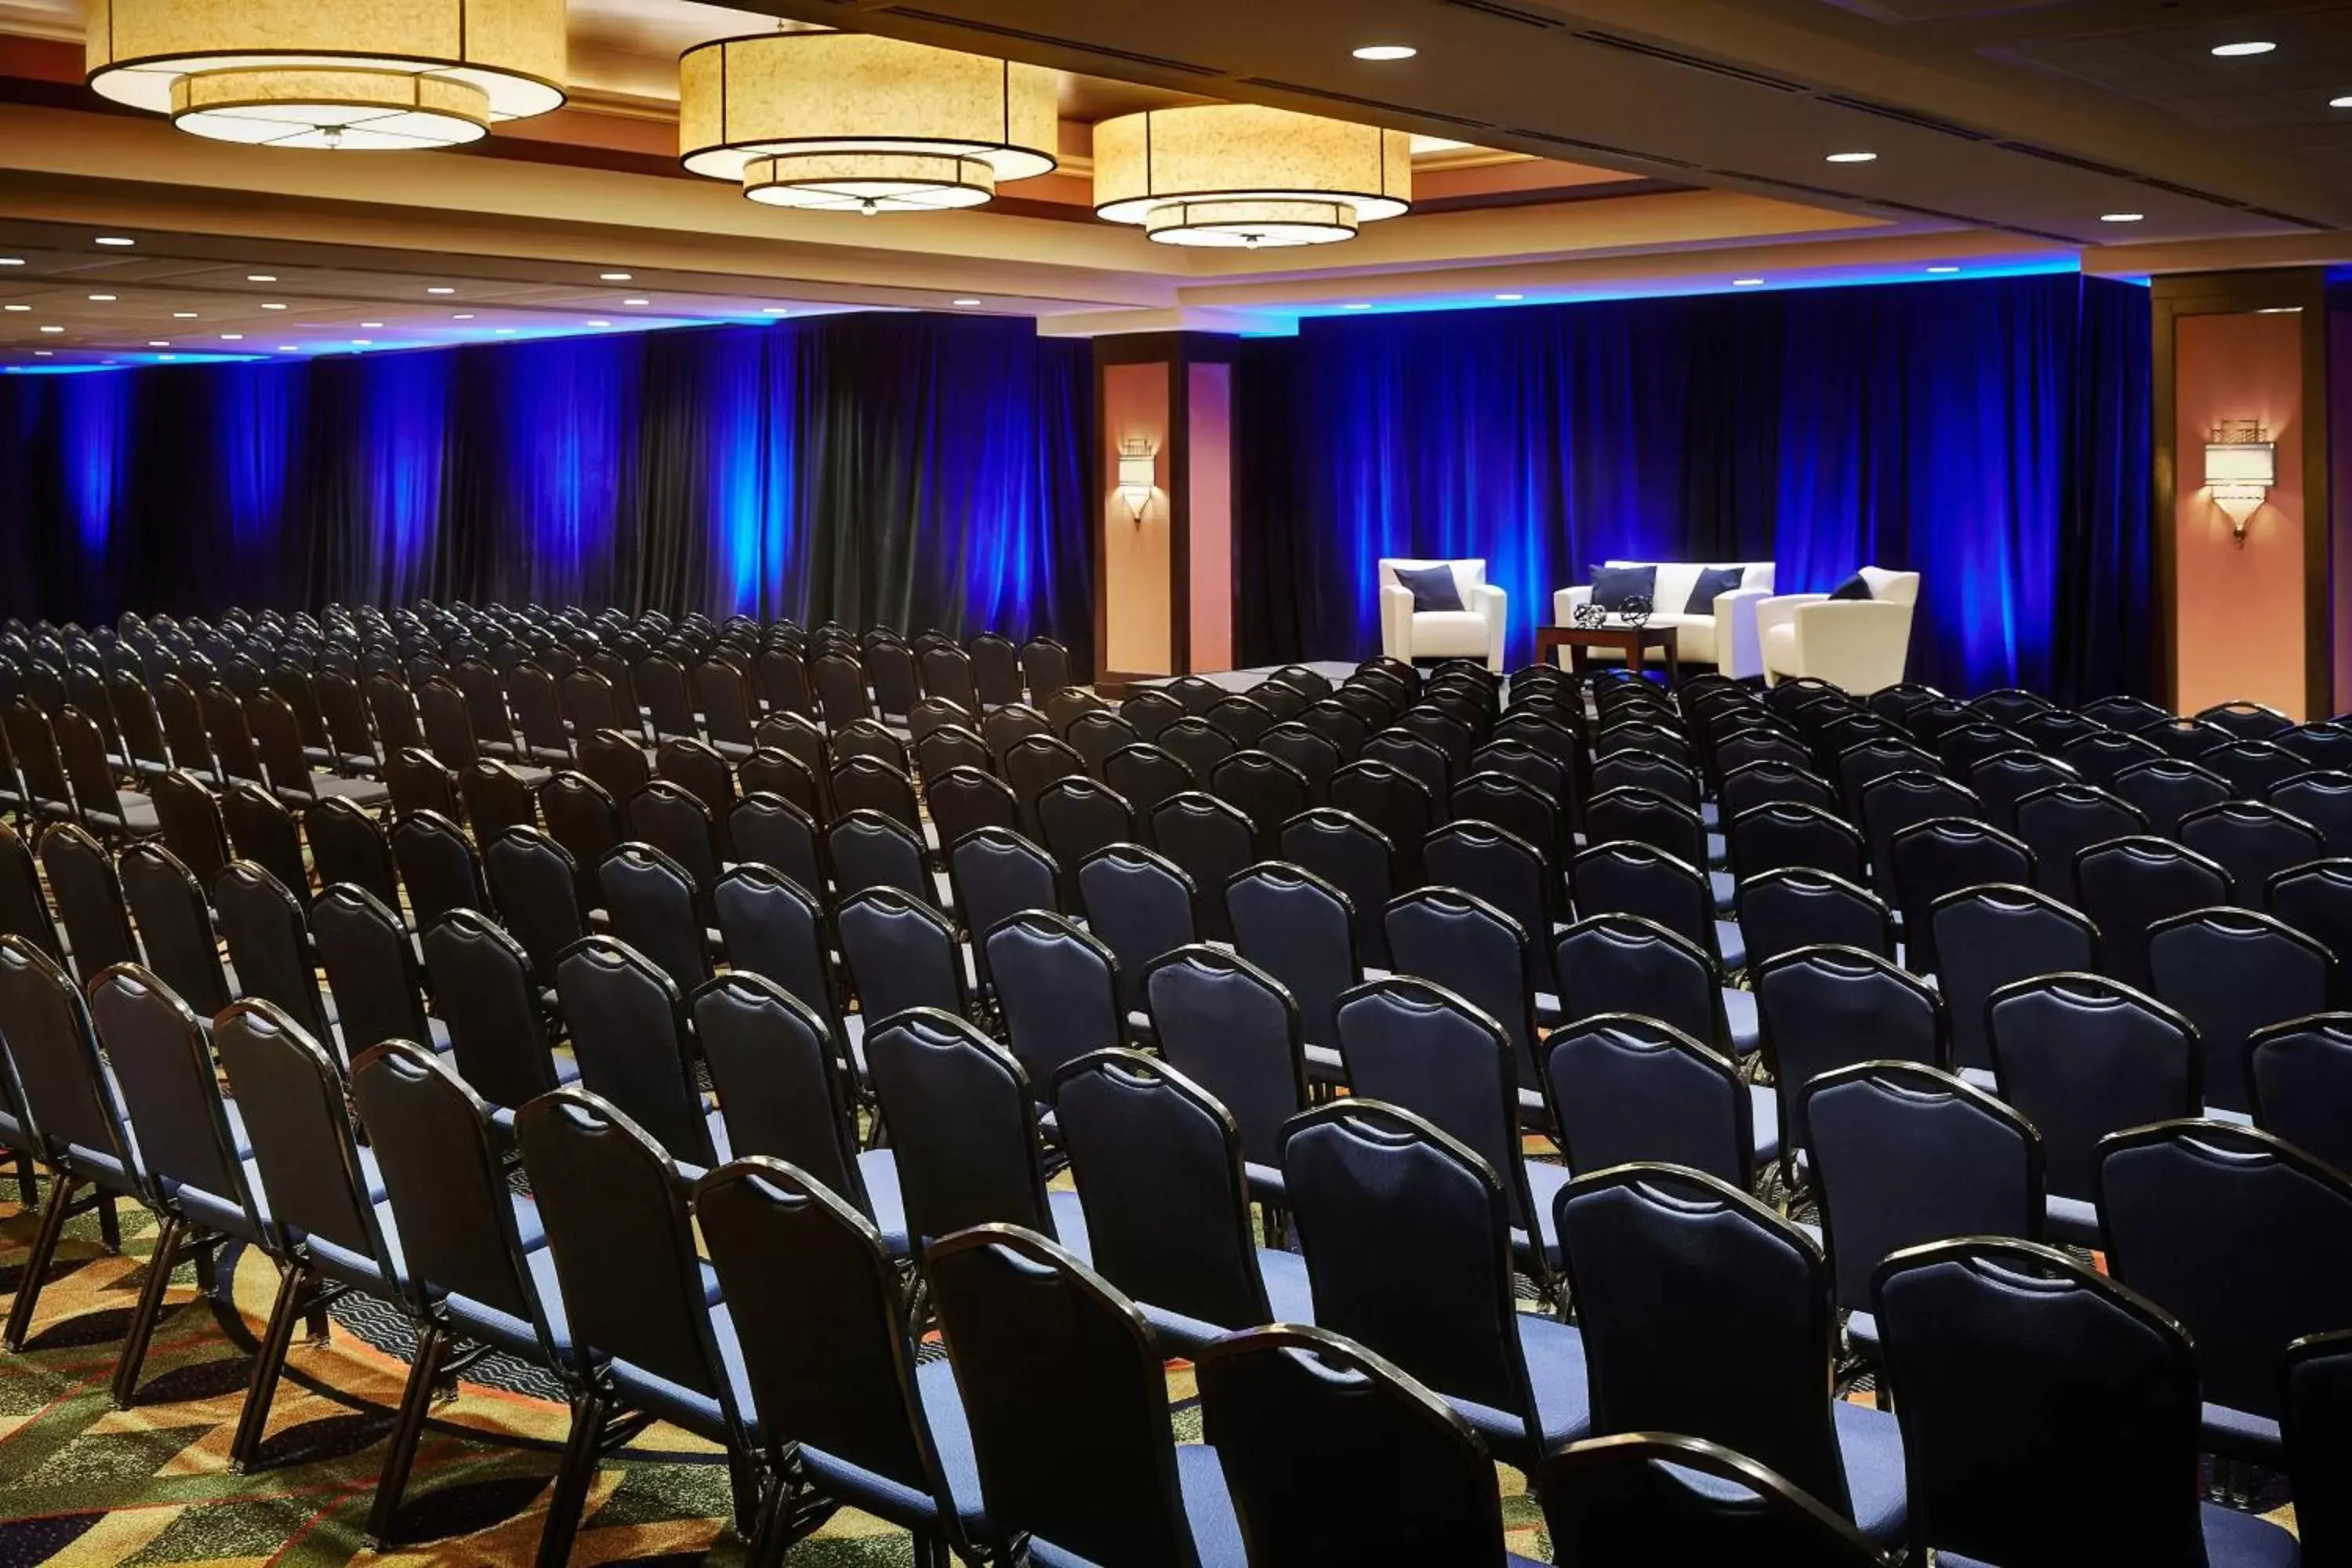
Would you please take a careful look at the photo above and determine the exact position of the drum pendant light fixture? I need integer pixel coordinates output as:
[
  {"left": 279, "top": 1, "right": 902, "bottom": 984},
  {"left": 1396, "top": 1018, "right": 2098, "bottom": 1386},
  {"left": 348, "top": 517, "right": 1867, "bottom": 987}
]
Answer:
[
  {"left": 678, "top": 29, "right": 1058, "bottom": 214},
  {"left": 85, "top": 0, "right": 568, "bottom": 151},
  {"left": 1092, "top": 104, "right": 1412, "bottom": 247}
]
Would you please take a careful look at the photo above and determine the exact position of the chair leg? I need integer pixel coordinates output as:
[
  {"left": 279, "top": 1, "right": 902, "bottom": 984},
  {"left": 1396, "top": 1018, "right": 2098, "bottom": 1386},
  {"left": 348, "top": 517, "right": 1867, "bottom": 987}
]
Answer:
[
  {"left": 534, "top": 1389, "right": 611, "bottom": 1568},
  {"left": 742, "top": 1473, "right": 791, "bottom": 1568},
  {"left": 110, "top": 1215, "right": 186, "bottom": 1409},
  {"left": 96, "top": 1192, "right": 122, "bottom": 1254},
  {"left": 230, "top": 1261, "right": 310, "bottom": 1475},
  {"left": 12, "top": 1153, "right": 34, "bottom": 1207},
  {"left": 366, "top": 1320, "right": 447, "bottom": 1548},
  {"left": 4, "top": 1173, "right": 82, "bottom": 1352}
]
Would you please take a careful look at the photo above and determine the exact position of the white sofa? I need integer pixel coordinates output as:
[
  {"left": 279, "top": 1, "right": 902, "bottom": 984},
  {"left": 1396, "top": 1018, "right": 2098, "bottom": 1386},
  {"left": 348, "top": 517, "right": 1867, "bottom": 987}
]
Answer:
[
  {"left": 1757, "top": 567, "right": 1922, "bottom": 695},
  {"left": 1552, "top": 561, "right": 1776, "bottom": 680},
  {"left": 1379, "top": 557, "right": 1508, "bottom": 673}
]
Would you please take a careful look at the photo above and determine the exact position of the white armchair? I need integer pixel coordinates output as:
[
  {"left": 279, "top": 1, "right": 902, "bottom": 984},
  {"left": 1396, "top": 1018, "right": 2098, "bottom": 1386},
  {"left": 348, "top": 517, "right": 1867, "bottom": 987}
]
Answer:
[
  {"left": 1757, "top": 567, "right": 1922, "bottom": 695},
  {"left": 1553, "top": 561, "right": 1776, "bottom": 680},
  {"left": 1378, "top": 557, "right": 1508, "bottom": 673}
]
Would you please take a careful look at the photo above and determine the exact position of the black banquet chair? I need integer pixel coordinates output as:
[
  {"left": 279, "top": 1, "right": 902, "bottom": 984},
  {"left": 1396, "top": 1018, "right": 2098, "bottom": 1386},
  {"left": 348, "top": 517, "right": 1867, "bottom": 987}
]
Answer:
[{"left": 1538, "top": 1432, "right": 1887, "bottom": 1568}]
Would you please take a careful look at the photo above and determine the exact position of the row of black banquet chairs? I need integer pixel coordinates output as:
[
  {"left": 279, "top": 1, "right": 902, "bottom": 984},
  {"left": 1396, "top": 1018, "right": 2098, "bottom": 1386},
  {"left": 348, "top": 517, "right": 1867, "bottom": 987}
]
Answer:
[{"left": 0, "top": 933, "right": 2339, "bottom": 1566}]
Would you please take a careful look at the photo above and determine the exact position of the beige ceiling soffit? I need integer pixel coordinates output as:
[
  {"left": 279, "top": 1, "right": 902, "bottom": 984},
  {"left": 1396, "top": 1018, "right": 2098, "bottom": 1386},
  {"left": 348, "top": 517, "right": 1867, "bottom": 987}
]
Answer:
[
  {"left": 1036, "top": 305, "right": 1272, "bottom": 338},
  {"left": 1181, "top": 229, "right": 2061, "bottom": 310},
  {"left": 1178, "top": 190, "right": 1893, "bottom": 279},
  {"left": 2084, "top": 233, "right": 2352, "bottom": 278},
  {"left": 1488, "top": 0, "right": 2339, "bottom": 227},
  {"left": 0, "top": 103, "right": 1172, "bottom": 276}
]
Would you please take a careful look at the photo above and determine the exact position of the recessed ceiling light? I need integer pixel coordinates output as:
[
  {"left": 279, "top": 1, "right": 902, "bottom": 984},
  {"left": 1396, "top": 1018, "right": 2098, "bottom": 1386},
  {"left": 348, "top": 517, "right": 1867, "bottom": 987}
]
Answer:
[
  {"left": 278, "top": 345, "right": 298, "bottom": 351},
  {"left": 1733, "top": 278, "right": 1766, "bottom": 287},
  {"left": 622, "top": 298, "right": 649, "bottom": 306},
  {"left": 1927, "top": 265, "right": 1961, "bottom": 274},
  {"left": 953, "top": 298, "right": 982, "bottom": 307},
  {"left": 2333, "top": 95, "right": 2352, "bottom": 107},
  {"left": 32, "top": 350, "right": 49, "bottom": 357},
  {"left": 93, "top": 236, "right": 135, "bottom": 247},
  {"left": 261, "top": 302, "right": 288, "bottom": 310},
  {"left": 1342, "top": 301, "right": 1372, "bottom": 309},
  {"left": 360, "top": 321, "right": 383, "bottom": 328},
  {"left": 1825, "top": 151, "right": 1878, "bottom": 163},
  {"left": 220, "top": 332, "right": 243, "bottom": 340},
  {"left": 147, "top": 340, "right": 169, "bottom": 347},
  {"left": 600, "top": 272, "right": 633, "bottom": 281},
  {"left": 2212, "top": 40, "right": 2275, "bottom": 56},
  {"left": 2256, "top": 306, "right": 2303, "bottom": 314},
  {"left": 761, "top": 307, "right": 790, "bottom": 316},
  {"left": 1495, "top": 292, "right": 1523, "bottom": 301},
  {"left": 2, "top": 305, "right": 25, "bottom": 313},
  {"left": 426, "top": 285, "right": 455, "bottom": 295},
  {"left": 88, "top": 293, "right": 117, "bottom": 302},
  {"left": 586, "top": 319, "right": 612, "bottom": 327},
  {"left": 39, "top": 325, "right": 64, "bottom": 333},
  {"left": 0, "top": 258, "right": 23, "bottom": 266},
  {"left": 2100, "top": 212, "right": 2145, "bottom": 223},
  {"left": 494, "top": 327, "right": 517, "bottom": 335},
  {"left": 352, "top": 339, "right": 373, "bottom": 347},
  {"left": 246, "top": 274, "right": 277, "bottom": 282},
  {"left": 452, "top": 313, "right": 475, "bottom": 320},
  {"left": 172, "top": 310, "right": 198, "bottom": 318},
  {"left": 1352, "top": 44, "right": 1417, "bottom": 60}
]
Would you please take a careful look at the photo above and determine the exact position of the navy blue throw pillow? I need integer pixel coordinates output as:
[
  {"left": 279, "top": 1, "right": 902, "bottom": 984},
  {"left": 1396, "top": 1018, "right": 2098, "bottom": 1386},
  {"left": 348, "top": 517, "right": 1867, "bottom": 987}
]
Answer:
[
  {"left": 1828, "top": 572, "right": 1874, "bottom": 602},
  {"left": 1684, "top": 565, "right": 1744, "bottom": 615},
  {"left": 1591, "top": 564, "right": 1658, "bottom": 613},
  {"left": 1394, "top": 564, "right": 1465, "bottom": 613}
]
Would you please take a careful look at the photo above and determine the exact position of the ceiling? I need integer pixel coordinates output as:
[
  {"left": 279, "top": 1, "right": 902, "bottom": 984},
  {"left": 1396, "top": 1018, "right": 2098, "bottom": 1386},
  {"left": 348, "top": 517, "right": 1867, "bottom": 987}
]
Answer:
[{"left": 5, "top": 0, "right": 2351, "bottom": 370}]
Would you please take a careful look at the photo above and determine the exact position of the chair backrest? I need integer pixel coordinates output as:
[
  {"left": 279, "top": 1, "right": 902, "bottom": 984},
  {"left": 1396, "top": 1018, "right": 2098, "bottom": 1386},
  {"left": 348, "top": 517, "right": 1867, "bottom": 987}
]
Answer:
[
  {"left": 2013, "top": 782, "right": 2146, "bottom": 900},
  {"left": 622, "top": 778, "right": 724, "bottom": 895},
  {"left": 927, "top": 1224, "right": 1196, "bottom": 1568},
  {"left": 1383, "top": 884, "right": 1539, "bottom": 1091},
  {"left": 1987, "top": 972, "right": 2198, "bottom": 1201},
  {"left": 1033, "top": 775, "right": 1137, "bottom": 902},
  {"left": 389, "top": 808, "right": 485, "bottom": 928},
  {"left": 1728, "top": 800, "right": 1867, "bottom": 885},
  {"left": 2147, "top": 906, "right": 2336, "bottom": 1115},
  {"left": 305, "top": 793, "right": 404, "bottom": 912},
  {"left": 1200, "top": 1325, "right": 1511, "bottom": 1566},
  {"left": 864, "top": 1007, "right": 1058, "bottom": 1250},
  {"left": 1279, "top": 806, "right": 1398, "bottom": 967},
  {"left": 0, "top": 935, "right": 133, "bottom": 1171},
  {"left": 2180, "top": 798, "right": 2327, "bottom": 906},
  {"left": 1540, "top": 1432, "right": 1886, "bottom": 1568},
  {"left": 419, "top": 909, "right": 561, "bottom": 1109},
  {"left": 1553, "top": 913, "right": 1726, "bottom": 1049},
  {"left": 1803, "top": 1062, "right": 2042, "bottom": 1316},
  {"left": 691, "top": 1158, "right": 946, "bottom": 1516},
  {"left": 984, "top": 910, "right": 1125, "bottom": 1093},
  {"left": 2201, "top": 737, "right": 2310, "bottom": 799},
  {"left": 310, "top": 877, "right": 433, "bottom": 1055},
  {"left": 1543, "top": 1013, "right": 1753, "bottom": 1188},
  {"left": 38, "top": 823, "right": 135, "bottom": 982},
  {"left": 1571, "top": 838, "right": 1722, "bottom": 970},
  {"left": 1737, "top": 867, "right": 1893, "bottom": 974},
  {"left": 2074, "top": 835, "right": 2234, "bottom": 993},
  {"left": 598, "top": 840, "right": 712, "bottom": 996},
  {"left": 1225, "top": 858, "right": 1359, "bottom": 1056},
  {"left": 87, "top": 963, "right": 256, "bottom": 1232},
  {"left": 213, "top": 1000, "right": 392, "bottom": 1276},
  {"left": 1142, "top": 944, "right": 1305, "bottom": 1175},
  {"left": 152, "top": 768, "right": 232, "bottom": 884},
  {"left": 350, "top": 1040, "right": 548, "bottom": 1345},
  {"left": 2110, "top": 757, "right": 2233, "bottom": 838},
  {"left": 514, "top": 1090, "right": 733, "bottom": 1425},
  {"left": 1328, "top": 760, "right": 1438, "bottom": 885},
  {"left": 2248, "top": 1012, "right": 2352, "bottom": 1175},
  {"left": 1559, "top": 1162, "right": 1850, "bottom": 1512},
  {"left": 2288, "top": 1330, "right": 2352, "bottom": 1568},
  {"left": 552, "top": 935, "right": 713, "bottom": 1167},
  {"left": 118, "top": 840, "right": 233, "bottom": 1017},
  {"left": 1872, "top": 1239, "right": 2209, "bottom": 1567},
  {"left": 211, "top": 860, "right": 333, "bottom": 1046},
  {"left": 1054, "top": 1049, "right": 1272, "bottom": 1334},
  {"left": 1929, "top": 882, "right": 2100, "bottom": 1073},
  {"left": 1886, "top": 817, "right": 2034, "bottom": 974},
  {"left": 1145, "top": 791, "right": 1256, "bottom": 943},
  {"left": 827, "top": 806, "right": 933, "bottom": 907},
  {"left": 483, "top": 825, "right": 586, "bottom": 982},
  {"left": 692, "top": 972, "right": 866, "bottom": 1211},
  {"left": 1755, "top": 944, "right": 1945, "bottom": 1154},
  {"left": 837, "top": 886, "right": 967, "bottom": 1023},
  {"left": 2096, "top": 1119, "right": 2352, "bottom": 1421},
  {"left": 1281, "top": 1101, "right": 1538, "bottom": 1446}
]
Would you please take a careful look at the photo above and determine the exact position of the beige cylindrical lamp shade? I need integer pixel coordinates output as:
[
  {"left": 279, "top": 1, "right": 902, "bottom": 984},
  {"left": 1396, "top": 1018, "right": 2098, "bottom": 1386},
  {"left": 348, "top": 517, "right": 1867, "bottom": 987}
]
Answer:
[
  {"left": 1094, "top": 104, "right": 1411, "bottom": 247},
  {"left": 86, "top": 0, "right": 566, "bottom": 148},
  {"left": 679, "top": 30, "right": 1056, "bottom": 212}
]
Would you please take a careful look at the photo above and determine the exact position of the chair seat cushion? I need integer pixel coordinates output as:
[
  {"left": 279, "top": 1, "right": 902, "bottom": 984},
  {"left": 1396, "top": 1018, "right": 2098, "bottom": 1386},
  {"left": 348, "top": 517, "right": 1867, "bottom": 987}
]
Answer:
[
  {"left": 799, "top": 1356, "right": 986, "bottom": 1534},
  {"left": 1845, "top": 1307, "right": 1880, "bottom": 1360},
  {"left": 1762, "top": 622, "right": 1799, "bottom": 674},
  {"left": 856, "top": 1147, "right": 911, "bottom": 1259},
  {"left": 1749, "top": 1085, "right": 1781, "bottom": 1166},
  {"left": 1722, "top": 988, "right": 1759, "bottom": 1056},
  {"left": 1028, "top": 1443, "right": 1247, "bottom": 1568},
  {"left": 2202, "top": 1399, "right": 2283, "bottom": 1459},
  {"left": 1831, "top": 1397, "right": 1908, "bottom": 1545},
  {"left": 1411, "top": 612, "right": 1494, "bottom": 659},
  {"left": 1452, "top": 1316, "right": 1591, "bottom": 1455},
  {"left": 2045, "top": 1192, "right": 2100, "bottom": 1247},
  {"left": 1935, "top": 1504, "right": 2299, "bottom": 1568},
  {"left": 1715, "top": 920, "right": 1746, "bottom": 972},
  {"left": 604, "top": 1298, "right": 754, "bottom": 1446}
]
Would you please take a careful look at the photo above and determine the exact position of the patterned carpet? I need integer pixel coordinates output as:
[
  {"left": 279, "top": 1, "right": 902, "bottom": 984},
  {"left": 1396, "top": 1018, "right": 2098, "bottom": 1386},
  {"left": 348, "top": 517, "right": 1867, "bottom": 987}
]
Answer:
[{"left": 0, "top": 1182, "right": 1553, "bottom": 1566}]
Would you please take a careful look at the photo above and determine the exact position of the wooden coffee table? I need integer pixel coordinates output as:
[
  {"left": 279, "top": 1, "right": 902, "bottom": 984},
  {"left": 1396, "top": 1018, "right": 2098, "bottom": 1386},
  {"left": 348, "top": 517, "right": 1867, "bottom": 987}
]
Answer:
[{"left": 1535, "top": 622, "right": 1681, "bottom": 683}]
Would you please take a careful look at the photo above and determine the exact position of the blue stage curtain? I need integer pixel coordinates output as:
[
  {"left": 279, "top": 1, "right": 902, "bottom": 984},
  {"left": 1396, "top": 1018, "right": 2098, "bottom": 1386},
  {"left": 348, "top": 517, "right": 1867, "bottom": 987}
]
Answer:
[
  {"left": 0, "top": 314, "right": 1096, "bottom": 663},
  {"left": 1235, "top": 274, "right": 2152, "bottom": 699}
]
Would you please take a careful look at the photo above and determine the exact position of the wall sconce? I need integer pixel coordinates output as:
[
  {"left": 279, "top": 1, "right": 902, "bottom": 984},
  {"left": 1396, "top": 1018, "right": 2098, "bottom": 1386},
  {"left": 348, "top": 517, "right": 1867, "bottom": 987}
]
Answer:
[
  {"left": 1116, "top": 441, "right": 1158, "bottom": 524},
  {"left": 2204, "top": 422, "right": 2276, "bottom": 548}
]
